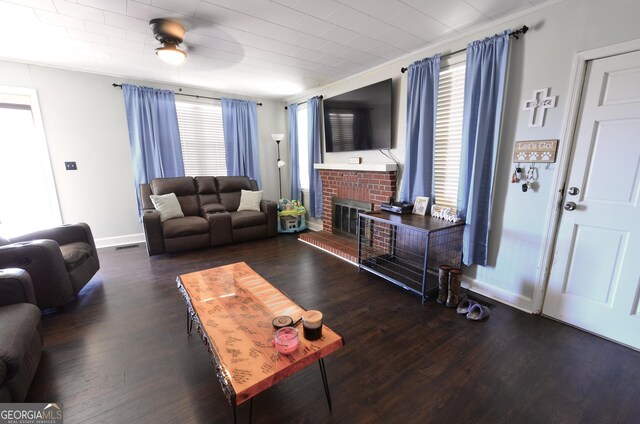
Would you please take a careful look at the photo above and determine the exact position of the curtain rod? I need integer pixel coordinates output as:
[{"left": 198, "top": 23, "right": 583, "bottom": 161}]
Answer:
[
  {"left": 284, "top": 95, "right": 323, "bottom": 110},
  {"left": 112, "top": 83, "right": 263, "bottom": 106},
  {"left": 400, "top": 25, "right": 529, "bottom": 73}
]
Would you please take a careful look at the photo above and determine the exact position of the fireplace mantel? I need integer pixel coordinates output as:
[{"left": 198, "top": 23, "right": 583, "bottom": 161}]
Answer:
[{"left": 314, "top": 163, "right": 397, "bottom": 172}]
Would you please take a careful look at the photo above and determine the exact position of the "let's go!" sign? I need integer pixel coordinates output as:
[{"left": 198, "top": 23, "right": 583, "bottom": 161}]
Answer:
[{"left": 513, "top": 139, "right": 558, "bottom": 163}]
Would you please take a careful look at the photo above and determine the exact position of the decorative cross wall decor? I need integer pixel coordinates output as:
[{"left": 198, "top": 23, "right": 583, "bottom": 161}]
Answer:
[{"left": 523, "top": 88, "right": 557, "bottom": 127}]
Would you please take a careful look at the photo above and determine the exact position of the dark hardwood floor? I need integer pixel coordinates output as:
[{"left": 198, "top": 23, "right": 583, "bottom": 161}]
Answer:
[{"left": 26, "top": 234, "right": 640, "bottom": 423}]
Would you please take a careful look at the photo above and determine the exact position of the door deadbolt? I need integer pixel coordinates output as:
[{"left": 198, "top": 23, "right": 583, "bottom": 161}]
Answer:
[
  {"left": 567, "top": 187, "right": 580, "bottom": 196},
  {"left": 564, "top": 201, "right": 577, "bottom": 211}
]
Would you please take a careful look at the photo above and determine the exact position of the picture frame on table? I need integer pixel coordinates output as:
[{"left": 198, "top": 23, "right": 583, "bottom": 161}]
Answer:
[{"left": 412, "top": 196, "right": 429, "bottom": 216}]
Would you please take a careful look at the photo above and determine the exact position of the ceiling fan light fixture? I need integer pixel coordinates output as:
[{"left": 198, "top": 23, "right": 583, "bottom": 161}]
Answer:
[
  {"left": 155, "top": 43, "right": 187, "bottom": 65},
  {"left": 150, "top": 18, "right": 187, "bottom": 65}
]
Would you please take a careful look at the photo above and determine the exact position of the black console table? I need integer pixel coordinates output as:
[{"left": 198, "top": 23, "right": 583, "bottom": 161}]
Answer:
[{"left": 357, "top": 211, "right": 465, "bottom": 304}]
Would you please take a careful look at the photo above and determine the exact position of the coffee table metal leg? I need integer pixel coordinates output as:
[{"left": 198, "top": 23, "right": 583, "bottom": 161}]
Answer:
[
  {"left": 186, "top": 310, "right": 193, "bottom": 335},
  {"left": 232, "top": 398, "right": 252, "bottom": 424},
  {"left": 318, "top": 358, "right": 332, "bottom": 412}
]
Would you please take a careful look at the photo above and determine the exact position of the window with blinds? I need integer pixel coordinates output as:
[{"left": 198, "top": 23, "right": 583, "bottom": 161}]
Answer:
[
  {"left": 434, "top": 62, "right": 466, "bottom": 210},
  {"left": 175, "top": 101, "right": 227, "bottom": 177}
]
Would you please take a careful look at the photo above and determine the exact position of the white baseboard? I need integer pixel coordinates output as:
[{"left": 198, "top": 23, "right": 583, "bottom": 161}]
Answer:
[
  {"left": 95, "top": 233, "right": 145, "bottom": 249},
  {"left": 307, "top": 221, "right": 323, "bottom": 231},
  {"left": 462, "top": 276, "right": 534, "bottom": 313}
]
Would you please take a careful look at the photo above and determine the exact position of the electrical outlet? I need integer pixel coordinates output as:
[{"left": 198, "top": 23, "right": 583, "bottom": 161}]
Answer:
[{"left": 65, "top": 161, "right": 77, "bottom": 171}]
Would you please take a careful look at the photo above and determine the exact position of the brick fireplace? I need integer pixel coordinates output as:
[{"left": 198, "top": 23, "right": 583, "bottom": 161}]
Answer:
[
  {"left": 299, "top": 163, "right": 397, "bottom": 264},
  {"left": 319, "top": 168, "right": 397, "bottom": 232}
]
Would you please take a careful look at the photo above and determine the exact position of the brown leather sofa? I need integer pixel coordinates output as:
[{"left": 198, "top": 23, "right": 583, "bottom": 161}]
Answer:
[
  {"left": 0, "top": 223, "right": 100, "bottom": 310},
  {"left": 0, "top": 269, "right": 42, "bottom": 402},
  {"left": 140, "top": 176, "right": 277, "bottom": 256}
]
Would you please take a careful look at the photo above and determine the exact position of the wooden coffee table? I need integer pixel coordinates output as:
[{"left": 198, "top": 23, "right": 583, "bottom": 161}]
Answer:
[{"left": 176, "top": 262, "right": 344, "bottom": 422}]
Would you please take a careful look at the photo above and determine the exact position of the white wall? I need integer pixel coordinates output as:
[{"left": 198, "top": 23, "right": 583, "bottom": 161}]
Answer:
[
  {"left": 285, "top": 0, "right": 640, "bottom": 312},
  {"left": 0, "top": 62, "right": 286, "bottom": 247}
]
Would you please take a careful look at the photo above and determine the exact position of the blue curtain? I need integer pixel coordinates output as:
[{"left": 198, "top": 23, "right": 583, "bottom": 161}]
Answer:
[
  {"left": 287, "top": 103, "right": 301, "bottom": 200},
  {"left": 121, "top": 83, "right": 184, "bottom": 216},
  {"left": 399, "top": 55, "right": 441, "bottom": 204},
  {"left": 308, "top": 96, "right": 322, "bottom": 218},
  {"left": 457, "top": 31, "right": 510, "bottom": 266},
  {"left": 221, "top": 98, "right": 261, "bottom": 186}
]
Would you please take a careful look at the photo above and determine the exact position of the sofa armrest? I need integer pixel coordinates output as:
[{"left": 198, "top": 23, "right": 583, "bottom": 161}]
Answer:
[
  {"left": 0, "top": 301, "right": 41, "bottom": 383},
  {"left": 201, "top": 203, "right": 227, "bottom": 215},
  {"left": 0, "top": 269, "right": 36, "bottom": 307},
  {"left": 0, "top": 240, "right": 74, "bottom": 309},
  {"left": 260, "top": 200, "right": 278, "bottom": 237},
  {"left": 0, "top": 360, "right": 6, "bottom": 391},
  {"left": 142, "top": 209, "right": 165, "bottom": 256},
  {"left": 11, "top": 223, "right": 92, "bottom": 247}
]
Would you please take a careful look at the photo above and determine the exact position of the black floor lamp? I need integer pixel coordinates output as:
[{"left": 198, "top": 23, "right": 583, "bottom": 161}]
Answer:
[{"left": 271, "top": 133, "right": 285, "bottom": 200}]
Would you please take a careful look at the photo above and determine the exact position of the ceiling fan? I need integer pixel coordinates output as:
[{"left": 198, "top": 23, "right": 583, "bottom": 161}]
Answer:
[{"left": 149, "top": 18, "right": 187, "bottom": 65}]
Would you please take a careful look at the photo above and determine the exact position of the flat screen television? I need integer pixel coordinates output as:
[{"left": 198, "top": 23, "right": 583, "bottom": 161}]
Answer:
[{"left": 324, "top": 78, "right": 392, "bottom": 152}]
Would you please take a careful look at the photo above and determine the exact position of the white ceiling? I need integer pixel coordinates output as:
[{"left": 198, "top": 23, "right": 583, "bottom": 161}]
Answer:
[{"left": 0, "top": 0, "right": 548, "bottom": 99}]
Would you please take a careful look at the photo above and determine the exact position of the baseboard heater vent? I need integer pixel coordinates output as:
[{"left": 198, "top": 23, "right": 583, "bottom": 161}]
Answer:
[{"left": 115, "top": 244, "right": 140, "bottom": 251}]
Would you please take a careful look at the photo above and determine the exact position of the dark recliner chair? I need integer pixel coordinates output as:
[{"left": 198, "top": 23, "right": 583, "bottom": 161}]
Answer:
[
  {"left": 0, "top": 268, "right": 43, "bottom": 402},
  {"left": 0, "top": 223, "right": 100, "bottom": 310}
]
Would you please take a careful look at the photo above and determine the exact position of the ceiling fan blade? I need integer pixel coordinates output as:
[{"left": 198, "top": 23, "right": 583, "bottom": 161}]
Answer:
[
  {"left": 180, "top": 17, "right": 210, "bottom": 33},
  {"left": 182, "top": 43, "right": 197, "bottom": 54}
]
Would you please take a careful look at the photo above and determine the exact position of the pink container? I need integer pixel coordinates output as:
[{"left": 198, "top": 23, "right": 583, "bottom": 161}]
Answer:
[{"left": 273, "top": 327, "right": 299, "bottom": 355}]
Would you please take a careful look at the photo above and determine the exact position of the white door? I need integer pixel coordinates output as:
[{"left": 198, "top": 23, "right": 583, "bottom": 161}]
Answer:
[{"left": 543, "top": 50, "right": 640, "bottom": 350}]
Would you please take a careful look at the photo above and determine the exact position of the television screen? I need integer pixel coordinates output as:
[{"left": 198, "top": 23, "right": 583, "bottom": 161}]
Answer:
[{"left": 324, "top": 79, "right": 392, "bottom": 152}]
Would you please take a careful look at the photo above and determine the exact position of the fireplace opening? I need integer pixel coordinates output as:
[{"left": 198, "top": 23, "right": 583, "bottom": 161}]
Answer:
[{"left": 332, "top": 197, "right": 372, "bottom": 237}]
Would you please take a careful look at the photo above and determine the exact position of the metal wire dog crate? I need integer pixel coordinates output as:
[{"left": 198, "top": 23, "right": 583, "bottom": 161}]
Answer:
[{"left": 357, "top": 211, "right": 464, "bottom": 304}]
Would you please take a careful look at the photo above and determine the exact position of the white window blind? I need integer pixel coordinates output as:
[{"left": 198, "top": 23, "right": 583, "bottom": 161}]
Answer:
[
  {"left": 434, "top": 62, "right": 466, "bottom": 210},
  {"left": 175, "top": 101, "right": 227, "bottom": 177},
  {"left": 297, "top": 105, "right": 310, "bottom": 190}
]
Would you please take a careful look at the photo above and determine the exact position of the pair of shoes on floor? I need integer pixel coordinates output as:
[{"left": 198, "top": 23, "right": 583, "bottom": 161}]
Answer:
[{"left": 456, "top": 297, "right": 490, "bottom": 321}]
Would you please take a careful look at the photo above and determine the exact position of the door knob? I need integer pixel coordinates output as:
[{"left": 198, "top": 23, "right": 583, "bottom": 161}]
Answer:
[
  {"left": 564, "top": 201, "right": 577, "bottom": 211},
  {"left": 567, "top": 187, "right": 580, "bottom": 195}
]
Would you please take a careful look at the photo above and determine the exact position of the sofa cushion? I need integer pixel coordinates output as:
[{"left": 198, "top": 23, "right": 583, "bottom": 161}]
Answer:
[
  {"left": 150, "top": 193, "right": 185, "bottom": 222},
  {"left": 237, "top": 190, "right": 263, "bottom": 212},
  {"left": 162, "top": 216, "right": 209, "bottom": 238},
  {"left": 195, "top": 177, "right": 221, "bottom": 207},
  {"left": 219, "top": 192, "right": 241, "bottom": 212},
  {"left": 150, "top": 177, "right": 195, "bottom": 196},
  {"left": 195, "top": 176, "right": 218, "bottom": 194},
  {"left": 177, "top": 196, "right": 200, "bottom": 217},
  {"left": 150, "top": 177, "right": 199, "bottom": 216},
  {"left": 59, "top": 242, "right": 92, "bottom": 270},
  {"left": 230, "top": 211, "right": 267, "bottom": 229},
  {"left": 0, "top": 303, "right": 40, "bottom": 380},
  {"left": 217, "top": 176, "right": 252, "bottom": 192},
  {"left": 217, "top": 176, "right": 252, "bottom": 211}
]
